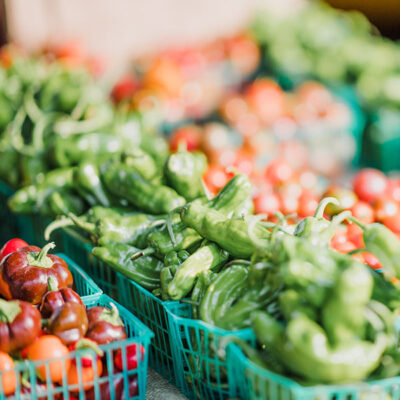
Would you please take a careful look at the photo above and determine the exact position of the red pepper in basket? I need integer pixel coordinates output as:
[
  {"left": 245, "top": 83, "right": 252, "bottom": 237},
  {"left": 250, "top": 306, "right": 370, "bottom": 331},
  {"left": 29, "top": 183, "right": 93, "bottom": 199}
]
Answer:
[
  {"left": 114, "top": 343, "right": 145, "bottom": 371},
  {"left": 0, "top": 238, "right": 28, "bottom": 261},
  {"left": 0, "top": 242, "right": 73, "bottom": 304}
]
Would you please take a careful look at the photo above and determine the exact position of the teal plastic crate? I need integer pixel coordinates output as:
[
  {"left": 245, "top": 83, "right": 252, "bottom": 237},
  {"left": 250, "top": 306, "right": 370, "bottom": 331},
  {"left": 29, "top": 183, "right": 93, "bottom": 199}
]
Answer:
[
  {"left": 228, "top": 343, "right": 400, "bottom": 400},
  {"left": 116, "top": 274, "right": 179, "bottom": 384},
  {"left": 0, "top": 294, "right": 153, "bottom": 400},
  {"left": 57, "top": 253, "right": 102, "bottom": 300},
  {"left": 166, "top": 302, "right": 256, "bottom": 400},
  {"left": 61, "top": 230, "right": 119, "bottom": 299}
]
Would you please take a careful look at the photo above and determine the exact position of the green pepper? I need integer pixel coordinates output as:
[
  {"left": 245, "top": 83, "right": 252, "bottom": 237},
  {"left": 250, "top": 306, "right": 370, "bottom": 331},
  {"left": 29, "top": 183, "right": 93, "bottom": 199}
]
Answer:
[
  {"left": 190, "top": 270, "right": 217, "bottom": 319},
  {"left": 349, "top": 217, "right": 400, "bottom": 278},
  {"left": 181, "top": 202, "right": 270, "bottom": 258},
  {"left": 199, "top": 264, "right": 248, "bottom": 326},
  {"left": 252, "top": 311, "right": 388, "bottom": 384},
  {"left": 167, "top": 243, "right": 229, "bottom": 300},
  {"left": 48, "top": 190, "right": 86, "bottom": 217},
  {"left": 8, "top": 167, "right": 75, "bottom": 214},
  {"left": 164, "top": 150, "right": 207, "bottom": 201},
  {"left": 73, "top": 161, "right": 115, "bottom": 207},
  {"left": 92, "top": 239, "right": 163, "bottom": 291},
  {"left": 121, "top": 148, "right": 160, "bottom": 182},
  {"left": 19, "top": 154, "right": 48, "bottom": 186},
  {"left": 140, "top": 132, "right": 169, "bottom": 169},
  {"left": 102, "top": 161, "right": 185, "bottom": 214},
  {"left": 160, "top": 265, "right": 177, "bottom": 300}
]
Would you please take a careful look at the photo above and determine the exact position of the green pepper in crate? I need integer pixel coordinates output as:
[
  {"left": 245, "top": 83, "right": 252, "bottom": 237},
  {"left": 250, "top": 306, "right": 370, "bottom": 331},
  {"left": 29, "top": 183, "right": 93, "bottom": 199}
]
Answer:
[
  {"left": 140, "top": 132, "right": 169, "bottom": 169},
  {"left": 167, "top": 243, "right": 229, "bottom": 300},
  {"left": 103, "top": 161, "right": 185, "bottom": 214},
  {"left": 122, "top": 148, "right": 160, "bottom": 182},
  {"left": 92, "top": 239, "right": 163, "bottom": 291},
  {"left": 190, "top": 270, "right": 217, "bottom": 319},
  {"left": 48, "top": 190, "right": 86, "bottom": 217},
  {"left": 19, "top": 154, "right": 48, "bottom": 187},
  {"left": 164, "top": 150, "right": 207, "bottom": 201}
]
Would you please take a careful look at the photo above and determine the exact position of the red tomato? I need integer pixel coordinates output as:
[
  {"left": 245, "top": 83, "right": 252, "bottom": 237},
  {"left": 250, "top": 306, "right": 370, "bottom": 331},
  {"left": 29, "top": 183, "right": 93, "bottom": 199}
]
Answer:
[
  {"left": 374, "top": 197, "right": 400, "bottom": 222},
  {"left": 385, "top": 178, "right": 400, "bottom": 202},
  {"left": 114, "top": 344, "right": 145, "bottom": 371},
  {"left": 363, "top": 252, "right": 382, "bottom": 270},
  {"left": 279, "top": 193, "right": 298, "bottom": 215},
  {"left": 253, "top": 191, "right": 280, "bottom": 217},
  {"left": 297, "top": 192, "right": 319, "bottom": 217},
  {"left": 111, "top": 76, "right": 138, "bottom": 103},
  {"left": 232, "top": 151, "right": 254, "bottom": 176},
  {"left": 265, "top": 159, "right": 294, "bottom": 186},
  {"left": 0, "top": 238, "right": 28, "bottom": 261},
  {"left": 170, "top": 125, "right": 203, "bottom": 152},
  {"left": 350, "top": 201, "right": 374, "bottom": 225},
  {"left": 220, "top": 94, "right": 249, "bottom": 124},
  {"left": 244, "top": 79, "right": 286, "bottom": 125},
  {"left": 334, "top": 241, "right": 357, "bottom": 254},
  {"left": 330, "top": 227, "right": 348, "bottom": 250},
  {"left": 383, "top": 212, "right": 400, "bottom": 234},
  {"left": 226, "top": 34, "right": 260, "bottom": 77},
  {"left": 296, "top": 81, "right": 333, "bottom": 112},
  {"left": 353, "top": 169, "right": 388, "bottom": 204},
  {"left": 203, "top": 165, "right": 231, "bottom": 196},
  {"left": 346, "top": 223, "right": 364, "bottom": 248}
]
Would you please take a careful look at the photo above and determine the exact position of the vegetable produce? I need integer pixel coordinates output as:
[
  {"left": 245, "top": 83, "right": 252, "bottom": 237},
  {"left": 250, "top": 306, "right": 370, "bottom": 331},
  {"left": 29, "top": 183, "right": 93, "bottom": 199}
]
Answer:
[
  {"left": 86, "top": 303, "right": 127, "bottom": 345},
  {"left": 0, "top": 299, "right": 41, "bottom": 353},
  {"left": 0, "top": 243, "right": 73, "bottom": 304},
  {"left": 114, "top": 343, "right": 145, "bottom": 371},
  {"left": 0, "top": 238, "right": 28, "bottom": 261},
  {"left": 0, "top": 352, "right": 17, "bottom": 395}
]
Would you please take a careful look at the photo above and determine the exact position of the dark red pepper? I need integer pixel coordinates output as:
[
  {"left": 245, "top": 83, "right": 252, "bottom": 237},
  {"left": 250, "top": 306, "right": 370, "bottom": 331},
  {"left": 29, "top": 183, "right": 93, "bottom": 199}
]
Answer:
[
  {"left": 48, "top": 302, "right": 88, "bottom": 345},
  {"left": 114, "top": 343, "right": 145, "bottom": 371},
  {"left": 0, "top": 299, "right": 41, "bottom": 353},
  {"left": 86, "top": 303, "right": 127, "bottom": 345},
  {"left": 0, "top": 238, "right": 28, "bottom": 261},
  {"left": 0, "top": 243, "right": 73, "bottom": 304},
  {"left": 39, "top": 276, "right": 83, "bottom": 318}
]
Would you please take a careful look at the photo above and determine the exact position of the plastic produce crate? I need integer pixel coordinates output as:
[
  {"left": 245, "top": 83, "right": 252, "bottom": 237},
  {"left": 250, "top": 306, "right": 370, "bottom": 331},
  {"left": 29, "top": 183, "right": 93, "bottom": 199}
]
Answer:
[
  {"left": 61, "top": 230, "right": 119, "bottom": 299},
  {"left": 166, "top": 302, "right": 256, "bottom": 400},
  {"left": 116, "top": 274, "right": 179, "bottom": 384},
  {"left": 57, "top": 253, "right": 102, "bottom": 300},
  {"left": 0, "top": 294, "right": 153, "bottom": 400},
  {"left": 228, "top": 343, "right": 400, "bottom": 400}
]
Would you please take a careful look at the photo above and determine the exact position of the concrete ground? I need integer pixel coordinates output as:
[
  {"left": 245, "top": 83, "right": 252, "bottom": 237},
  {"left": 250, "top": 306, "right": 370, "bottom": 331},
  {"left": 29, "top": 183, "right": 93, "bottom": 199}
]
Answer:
[{"left": 147, "top": 369, "right": 188, "bottom": 400}]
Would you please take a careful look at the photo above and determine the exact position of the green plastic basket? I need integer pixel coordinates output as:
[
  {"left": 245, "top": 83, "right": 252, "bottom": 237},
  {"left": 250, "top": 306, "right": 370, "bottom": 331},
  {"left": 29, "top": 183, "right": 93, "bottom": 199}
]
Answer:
[
  {"left": 61, "top": 230, "right": 119, "bottom": 299},
  {"left": 0, "top": 294, "right": 153, "bottom": 400},
  {"left": 166, "top": 302, "right": 256, "bottom": 400},
  {"left": 116, "top": 273, "right": 179, "bottom": 384},
  {"left": 228, "top": 343, "right": 400, "bottom": 400},
  {"left": 56, "top": 253, "right": 102, "bottom": 300}
]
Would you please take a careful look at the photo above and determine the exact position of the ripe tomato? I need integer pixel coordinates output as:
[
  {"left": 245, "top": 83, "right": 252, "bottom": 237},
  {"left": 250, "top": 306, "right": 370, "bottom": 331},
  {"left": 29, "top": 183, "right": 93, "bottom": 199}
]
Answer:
[
  {"left": 346, "top": 223, "right": 364, "bottom": 248},
  {"left": 28, "top": 336, "right": 70, "bottom": 384},
  {"left": 265, "top": 159, "right": 294, "bottom": 186},
  {"left": 226, "top": 34, "right": 260, "bottom": 77},
  {"left": 0, "top": 352, "right": 16, "bottom": 395},
  {"left": 353, "top": 169, "right": 388, "bottom": 204},
  {"left": 111, "top": 76, "right": 138, "bottom": 103},
  {"left": 374, "top": 197, "right": 400, "bottom": 222},
  {"left": 279, "top": 193, "right": 299, "bottom": 215},
  {"left": 0, "top": 238, "right": 28, "bottom": 261},
  {"left": 203, "top": 165, "right": 231, "bottom": 196},
  {"left": 170, "top": 125, "right": 203, "bottom": 152},
  {"left": 334, "top": 241, "right": 357, "bottom": 254},
  {"left": 330, "top": 226, "right": 348, "bottom": 250},
  {"left": 253, "top": 190, "right": 280, "bottom": 217},
  {"left": 220, "top": 94, "right": 249, "bottom": 124},
  {"left": 350, "top": 201, "right": 375, "bottom": 225},
  {"left": 385, "top": 178, "right": 400, "bottom": 202},
  {"left": 244, "top": 79, "right": 286, "bottom": 125},
  {"left": 232, "top": 151, "right": 254, "bottom": 176},
  {"left": 297, "top": 192, "right": 319, "bottom": 217},
  {"left": 363, "top": 252, "right": 382, "bottom": 270},
  {"left": 383, "top": 212, "right": 400, "bottom": 234}
]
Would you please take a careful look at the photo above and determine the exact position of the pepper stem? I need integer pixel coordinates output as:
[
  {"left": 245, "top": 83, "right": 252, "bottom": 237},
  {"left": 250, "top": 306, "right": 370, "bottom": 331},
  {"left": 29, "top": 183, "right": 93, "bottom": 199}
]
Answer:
[
  {"left": 45, "top": 217, "right": 75, "bottom": 241},
  {"left": 37, "top": 242, "right": 56, "bottom": 263},
  {"left": 99, "top": 303, "right": 123, "bottom": 326},
  {"left": 347, "top": 216, "right": 367, "bottom": 230},
  {"left": 331, "top": 210, "right": 352, "bottom": 227},
  {"left": 47, "top": 276, "right": 59, "bottom": 292},
  {"left": 26, "top": 242, "right": 56, "bottom": 269},
  {"left": 0, "top": 299, "right": 21, "bottom": 323},
  {"left": 314, "top": 197, "right": 340, "bottom": 219},
  {"left": 68, "top": 213, "right": 97, "bottom": 235},
  {"left": 130, "top": 247, "right": 155, "bottom": 260},
  {"left": 74, "top": 338, "right": 104, "bottom": 357}
]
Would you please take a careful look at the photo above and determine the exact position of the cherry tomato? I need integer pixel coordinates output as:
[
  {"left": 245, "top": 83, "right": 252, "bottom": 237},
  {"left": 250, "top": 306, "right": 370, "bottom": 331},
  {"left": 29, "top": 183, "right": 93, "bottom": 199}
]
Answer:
[
  {"left": 111, "top": 76, "right": 138, "bottom": 103},
  {"left": 346, "top": 223, "right": 364, "bottom": 248},
  {"left": 232, "top": 151, "right": 255, "bottom": 176},
  {"left": 28, "top": 335, "right": 70, "bottom": 384},
  {"left": 0, "top": 238, "right": 28, "bottom": 261},
  {"left": 114, "top": 344, "right": 145, "bottom": 371},
  {"left": 226, "top": 34, "right": 260, "bottom": 77},
  {"left": 68, "top": 357, "right": 103, "bottom": 391},
  {"left": 350, "top": 201, "right": 374, "bottom": 225},
  {"left": 363, "top": 252, "right": 382, "bottom": 270},
  {"left": 170, "top": 125, "right": 203, "bottom": 152},
  {"left": 374, "top": 197, "right": 400, "bottom": 222},
  {"left": 383, "top": 212, "right": 400, "bottom": 234},
  {"left": 330, "top": 227, "right": 348, "bottom": 250},
  {"left": 385, "top": 178, "right": 400, "bottom": 202},
  {"left": 244, "top": 79, "right": 286, "bottom": 125},
  {"left": 353, "top": 169, "right": 388, "bottom": 204},
  {"left": 253, "top": 190, "right": 280, "bottom": 217},
  {"left": 279, "top": 193, "right": 299, "bottom": 215},
  {"left": 297, "top": 192, "right": 319, "bottom": 217},
  {"left": 265, "top": 159, "right": 294, "bottom": 186},
  {"left": 334, "top": 241, "right": 357, "bottom": 254},
  {"left": 0, "top": 352, "right": 16, "bottom": 395},
  {"left": 203, "top": 165, "right": 232, "bottom": 196},
  {"left": 220, "top": 94, "right": 249, "bottom": 124}
]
